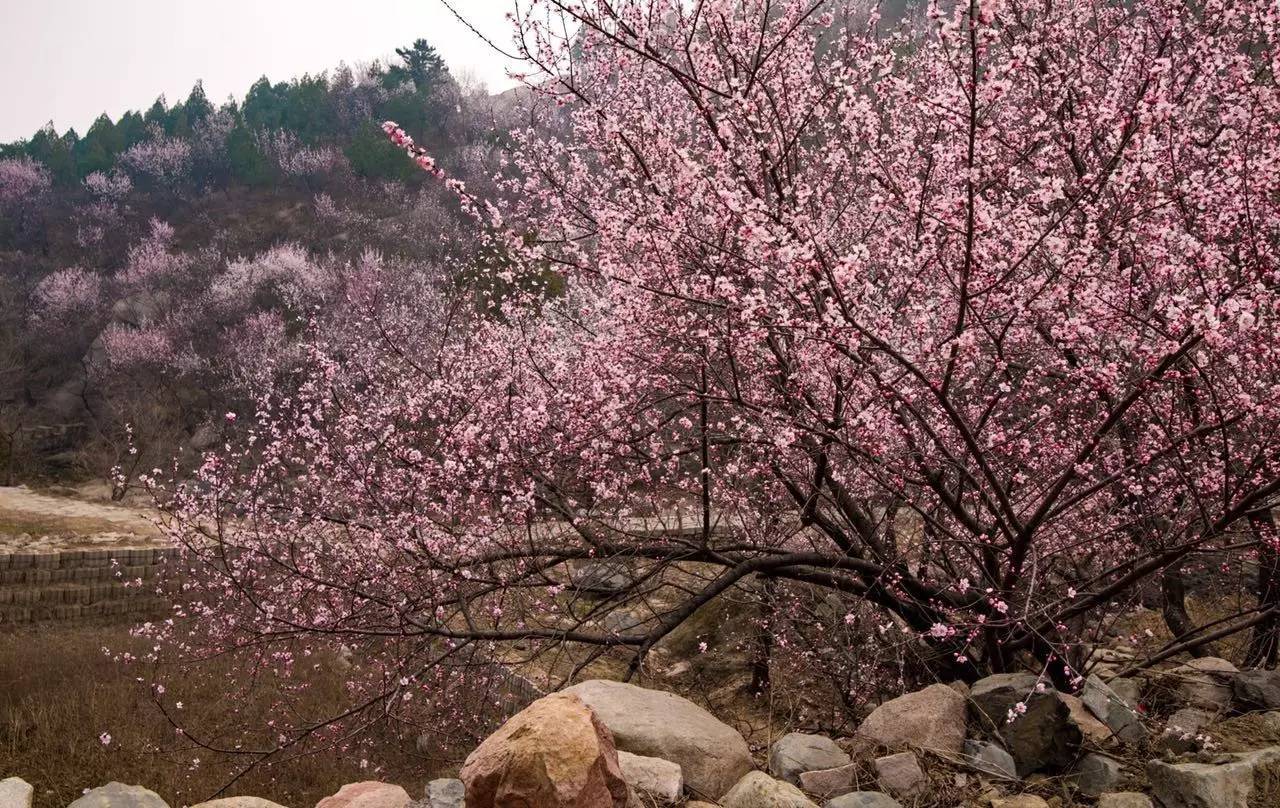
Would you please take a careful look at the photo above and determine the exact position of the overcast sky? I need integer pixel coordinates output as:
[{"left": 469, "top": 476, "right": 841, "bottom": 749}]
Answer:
[{"left": 0, "top": 0, "right": 521, "bottom": 142}]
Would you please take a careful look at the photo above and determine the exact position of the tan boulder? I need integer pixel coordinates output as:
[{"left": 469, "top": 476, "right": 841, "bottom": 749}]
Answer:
[
  {"left": 718, "top": 772, "right": 817, "bottom": 808},
  {"left": 461, "top": 691, "right": 630, "bottom": 808},
  {"left": 190, "top": 800, "right": 288, "bottom": 808},
  {"left": 315, "top": 783, "right": 408, "bottom": 808},
  {"left": 855, "top": 683, "right": 966, "bottom": 754}
]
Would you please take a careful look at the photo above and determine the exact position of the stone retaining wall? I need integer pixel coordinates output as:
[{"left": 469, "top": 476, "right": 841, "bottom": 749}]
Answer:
[{"left": 0, "top": 546, "right": 175, "bottom": 625}]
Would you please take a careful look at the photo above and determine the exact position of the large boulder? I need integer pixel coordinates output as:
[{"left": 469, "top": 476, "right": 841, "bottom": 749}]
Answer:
[
  {"left": 0, "top": 779, "right": 32, "bottom": 808},
  {"left": 718, "top": 772, "right": 817, "bottom": 808},
  {"left": 1082, "top": 675, "right": 1146, "bottom": 745},
  {"left": 1233, "top": 669, "right": 1280, "bottom": 710},
  {"left": 855, "top": 683, "right": 966, "bottom": 755},
  {"left": 617, "top": 751, "right": 683, "bottom": 805},
  {"left": 969, "top": 675, "right": 1080, "bottom": 775},
  {"left": 460, "top": 692, "right": 630, "bottom": 808},
  {"left": 68, "top": 784, "right": 169, "bottom": 808},
  {"left": 1147, "top": 745, "right": 1280, "bottom": 808},
  {"left": 315, "top": 783, "right": 410, "bottom": 808},
  {"left": 563, "top": 680, "right": 752, "bottom": 799},
  {"left": 768, "top": 733, "right": 851, "bottom": 785}
]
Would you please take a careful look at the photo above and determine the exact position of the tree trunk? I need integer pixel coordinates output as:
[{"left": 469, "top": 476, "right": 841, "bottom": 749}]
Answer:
[
  {"left": 1245, "top": 511, "right": 1280, "bottom": 669},
  {"left": 1162, "top": 562, "right": 1213, "bottom": 658}
]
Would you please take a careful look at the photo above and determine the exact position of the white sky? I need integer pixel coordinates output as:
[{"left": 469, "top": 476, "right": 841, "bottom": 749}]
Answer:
[{"left": 0, "top": 0, "right": 522, "bottom": 142}]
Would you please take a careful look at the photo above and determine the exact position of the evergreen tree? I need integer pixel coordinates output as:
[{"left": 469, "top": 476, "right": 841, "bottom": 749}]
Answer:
[
  {"left": 225, "top": 125, "right": 274, "bottom": 186},
  {"left": 384, "top": 39, "right": 447, "bottom": 92},
  {"left": 143, "top": 97, "right": 168, "bottom": 131},
  {"left": 76, "top": 114, "right": 124, "bottom": 177},
  {"left": 184, "top": 81, "right": 214, "bottom": 127},
  {"left": 117, "top": 111, "right": 148, "bottom": 148}
]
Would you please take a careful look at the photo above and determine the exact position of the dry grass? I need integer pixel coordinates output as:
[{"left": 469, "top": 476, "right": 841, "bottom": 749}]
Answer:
[{"left": 0, "top": 624, "right": 443, "bottom": 808}]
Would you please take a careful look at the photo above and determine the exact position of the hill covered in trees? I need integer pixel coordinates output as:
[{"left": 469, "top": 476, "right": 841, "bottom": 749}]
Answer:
[{"left": 0, "top": 39, "right": 519, "bottom": 490}]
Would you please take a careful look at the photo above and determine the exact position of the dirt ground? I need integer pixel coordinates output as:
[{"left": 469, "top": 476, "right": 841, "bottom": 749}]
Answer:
[{"left": 0, "top": 484, "right": 162, "bottom": 551}]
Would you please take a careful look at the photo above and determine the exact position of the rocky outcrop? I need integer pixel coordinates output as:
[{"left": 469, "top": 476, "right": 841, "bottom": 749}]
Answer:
[
  {"left": 315, "top": 783, "right": 410, "bottom": 808},
  {"left": 563, "top": 679, "right": 752, "bottom": 799},
  {"left": 460, "top": 692, "right": 629, "bottom": 808},
  {"left": 1147, "top": 746, "right": 1280, "bottom": 808},
  {"left": 67, "top": 784, "right": 169, "bottom": 808},
  {"left": 855, "top": 683, "right": 966, "bottom": 754},
  {"left": 768, "top": 733, "right": 851, "bottom": 785},
  {"left": 718, "top": 772, "right": 818, "bottom": 808}
]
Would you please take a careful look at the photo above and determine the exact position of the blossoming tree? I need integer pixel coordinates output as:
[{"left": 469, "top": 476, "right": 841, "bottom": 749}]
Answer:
[{"left": 144, "top": 0, "right": 1280, "bottom": 773}]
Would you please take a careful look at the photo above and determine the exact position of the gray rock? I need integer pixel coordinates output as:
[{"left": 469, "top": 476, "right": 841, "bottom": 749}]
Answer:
[
  {"left": 563, "top": 679, "right": 753, "bottom": 799},
  {"left": 1082, "top": 675, "right": 1147, "bottom": 745},
  {"left": 0, "top": 779, "right": 32, "bottom": 808},
  {"left": 856, "top": 683, "right": 966, "bottom": 754},
  {"left": 1170, "top": 657, "right": 1237, "bottom": 711},
  {"left": 769, "top": 733, "right": 852, "bottom": 785},
  {"left": 962, "top": 739, "right": 1018, "bottom": 780},
  {"left": 719, "top": 772, "right": 818, "bottom": 808},
  {"left": 618, "top": 751, "right": 683, "bottom": 805},
  {"left": 602, "top": 609, "right": 645, "bottom": 633},
  {"left": 1147, "top": 745, "right": 1280, "bottom": 808},
  {"left": 798, "top": 764, "right": 859, "bottom": 801},
  {"left": 823, "top": 794, "right": 902, "bottom": 808},
  {"left": 873, "top": 752, "right": 926, "bottom": 800},
  {"left": 424, "top": 779, "right": 464, "bottom": 808},
  {"left": 573, "top": 560, "right": 633, "bottom": 595},
  {"left": 67, "top": 784, "right": 169, "bottom": 808},
  {"left": 1096, "top": 794, "right": 1153, "bottom": 808},
  {"left": 1076, "top": 752, "right": 1123, "bottom": 797},
  {"left": 1160, "top": 707, "right": 1216, "bottom": 754},
  {"left": 1233, "top": 669, "right": 1280, "bottom": 710},
  {"left": 1108, "top": 677, "right": 1143, "bottom": 707}
]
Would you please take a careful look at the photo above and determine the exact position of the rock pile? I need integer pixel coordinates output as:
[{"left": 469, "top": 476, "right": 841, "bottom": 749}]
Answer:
[{"left": 8, "top": 664, "right": 1280, "bottom": 808}]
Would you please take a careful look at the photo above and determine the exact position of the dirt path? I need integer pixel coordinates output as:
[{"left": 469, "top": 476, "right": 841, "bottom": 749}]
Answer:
[{"left": 0, "top": 486, "right": 163, "bottom": 552}]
